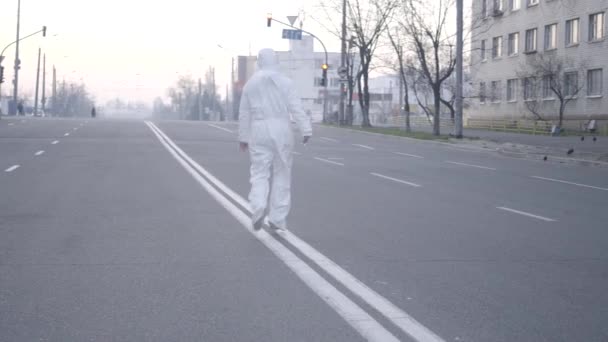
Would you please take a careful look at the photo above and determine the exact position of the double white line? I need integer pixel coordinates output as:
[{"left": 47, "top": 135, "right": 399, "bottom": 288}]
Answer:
[{"left": 145, "top": 121, "right": 444, "bottom": 342}]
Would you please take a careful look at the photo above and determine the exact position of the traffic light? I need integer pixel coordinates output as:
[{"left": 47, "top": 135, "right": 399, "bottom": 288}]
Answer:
[
  {"left": 0, "top": 66, "right": 4, "bottom": 84},
  {"left": 42, "top": 26, "right": 47, "bottom": 37},
  {"left": 267, "top": 13, "right": 272, "bottom": 27},
  {"left": 321, "top": 63, "right": 328, "bottom": 87}
]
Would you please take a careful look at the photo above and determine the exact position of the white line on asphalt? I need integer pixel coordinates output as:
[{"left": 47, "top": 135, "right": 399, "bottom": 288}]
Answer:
[
  {"left": 445, "top": 161, "right": 497, "bottom": 171},
  {"left": 35, "top": 150, "right": 45, "bottom": 156},
  {"left": 206, "top": 123, "right": 234, "bottom": 133},
  {"left": 314, "top": 157, "right": 345, "bottom": 166},
  {"left": 292, "top": 151, "right": 302, "bottom": 155},
  {"left": 5, "top": 165, "right": 20, "bottom": 172},
  {"left": 394, "top": 152, "right": 424, "bottom": 159},
  {"left": 73, "top": 127, "right": 78, "bottom": 131},
  {"left": 146, "top": 121, "right": 444, "bottom": 342},
  {"left": 496, "top": 207, "right": 556, "bottom": 222},
  {"left": 328, "top": 157, "right": 344, "bottom": 160},
  {"left": 145, "top": 121, "right": 402, "bottom": 342},
  {"left": 51, "top": 140, "right": 59, "bottom": 145},
  {"left": 8, "top": 123, "right": 15, "bottom": 126},
  {"left": 531, "top": 176, "right": 608, "bottom": 191},
  {"left": 320, "top": 137, "right": 339, "bottom": 142},
  {"left": 352, "top": 143, "right": 375, "bottom": 150},
  {"left": 64, "top": 133, "right": 70, "bottom": 137},
  {"left": 371, "top": 172, "right": 422, "bottom": 188}
]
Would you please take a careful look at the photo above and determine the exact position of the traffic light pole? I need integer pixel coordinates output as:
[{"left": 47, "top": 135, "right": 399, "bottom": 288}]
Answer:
[{"left": 267, "top": 17, "right": 329, "bottom": 123}]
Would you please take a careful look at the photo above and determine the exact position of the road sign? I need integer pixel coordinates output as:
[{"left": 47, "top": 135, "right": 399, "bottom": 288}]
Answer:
[
  {"left": 338, "top": 66, "right": 348, "bottom": 78},
  {"left": 287, "top": 16, "right": 298, "bottom": 26},
  {"left": 282, "top": 29, "right": 302, "bottom": 40}
]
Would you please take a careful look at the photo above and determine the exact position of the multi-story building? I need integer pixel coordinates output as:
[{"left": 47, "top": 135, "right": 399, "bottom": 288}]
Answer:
[{"left": 469, "top": 0, "right": 607, "bottom": 131}]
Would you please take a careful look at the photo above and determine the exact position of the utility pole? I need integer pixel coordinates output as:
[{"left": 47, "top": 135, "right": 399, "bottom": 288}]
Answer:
[
  {"left": 12, "top": 0, "right": 22, "bottom": 114},
  {"left": 41, "top": 53, "right": 46, "bottom": 113},
  {"left": 52, "top": 65, "right": 56, "bottom": 116},
  {"left": 339, "top": 0, "right": 347, "bottom": 125},
  {"left": 34, "top": 48, "right": 41, "bottom": 116},
  {"left": 454, "top": 0, "right": 464, "bottom": 138}
]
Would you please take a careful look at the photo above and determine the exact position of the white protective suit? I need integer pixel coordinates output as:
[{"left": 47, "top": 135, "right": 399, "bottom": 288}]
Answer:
[{"left": 238, "top": 49, "right": 312, "bottom": 230}]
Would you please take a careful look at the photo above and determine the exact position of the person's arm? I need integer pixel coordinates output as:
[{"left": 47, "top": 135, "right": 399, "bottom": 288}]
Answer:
[
  {"left": 287, "top": 85, "right": 312, "bottom": 141},
  {"left": 238, "top": 91, "right": 251, "bottom": 151}
]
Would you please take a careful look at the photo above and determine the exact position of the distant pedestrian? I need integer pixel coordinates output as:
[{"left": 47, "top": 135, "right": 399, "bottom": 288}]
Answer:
[
  {"left": 238, "top": 48, "right": 312, "bottom": 231},
  {"left": 91, "top": 106, "right": 96, "bottom": 118},
  {"left": 17, "top": 102, "right": 24, "bottom": 116}
]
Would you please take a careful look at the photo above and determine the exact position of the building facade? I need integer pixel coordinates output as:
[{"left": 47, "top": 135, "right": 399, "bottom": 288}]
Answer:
[{"left": 469, "top": 0, "right": 607, "bottom": 129}]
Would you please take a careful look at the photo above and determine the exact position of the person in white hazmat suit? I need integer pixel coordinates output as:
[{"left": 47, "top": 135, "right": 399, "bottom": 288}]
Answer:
[{"left": 238, "top": 49, "right": 312, "bottom": 231}]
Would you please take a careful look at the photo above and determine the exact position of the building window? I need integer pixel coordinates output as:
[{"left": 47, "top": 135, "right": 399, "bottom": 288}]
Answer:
[
  {"left": 480, "top": 82, "right": 487, "bottom": 103},
  {"left": 493, "top": 0, "right": 503, "bottom": 13},
  {"left": 508, "top": 32, "right": 519, "bottom": 55},
  {"left": 544, "top": 24, "right": 557, "bottom": 50},
  {"left": 509, "top": 0, "right": 520, "bottom": 11},
  {"left": 527, "top": 0, "right": 538, "bottom": 6},
  {"left": 566, "top": 18, "right": 580, "bottom": 46},
  {"left": 481, "top": 40, "right": 487, "bottom": 60},
  {"left": 492, "top": 36, "right": 503, "bottom": 58},
  {"left": 589, "top": 12, "right": 605, "bottom": 41},
  {"left": 507, "top": 79, "right": 518, "bottom": 101},
  {"left": 525, "top": 28, "right": 537, "bottom": 53},
  {"left": 490, "top": 81, "right": 501, "bottom": 102},
  {"left": 481, "top": 0, "right": 487, "bottom": 18},
  {"left": 542, "top": 75, "right": 554, "bottom": 98},
  {"left": 564, "top": 71, "right": 579, "bottom": 97},
  {"left": 523, "top": 78, "right": 536, "bottom": 100},
  {"left": 587, "top": 69, "right": 603, "bottom": 96}
]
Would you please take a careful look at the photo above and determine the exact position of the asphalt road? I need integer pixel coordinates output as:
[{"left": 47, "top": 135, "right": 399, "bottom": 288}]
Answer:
[{"left": 1, "top": 116, "right": 607, "bottom": 342}]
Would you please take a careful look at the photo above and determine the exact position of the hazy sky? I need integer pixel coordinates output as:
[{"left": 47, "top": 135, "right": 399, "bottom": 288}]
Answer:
[
  {"left": 1, "top": 0, "right": 469, "bottom": 106},
  {"left": 0, "top": 0, "right": 344, "bottom": 105}
]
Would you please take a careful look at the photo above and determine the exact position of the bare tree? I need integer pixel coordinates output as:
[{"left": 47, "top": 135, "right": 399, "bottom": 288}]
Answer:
[
  {"left": 399, "top": 0, "right": 456, "bottom": 135},
  {"left": 385, "top": 28, "right": 413, "bottom": 132},
  {"left": 517, "top": 53, "right": 586, "bottom": 131}
]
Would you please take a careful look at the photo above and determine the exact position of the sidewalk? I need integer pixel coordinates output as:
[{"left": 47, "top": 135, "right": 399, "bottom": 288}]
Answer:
[{"left": 457, "top": 128, "right": 608, "bottom": 165}]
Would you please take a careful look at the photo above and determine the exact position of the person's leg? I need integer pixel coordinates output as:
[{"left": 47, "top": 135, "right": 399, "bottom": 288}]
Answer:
[
  {"left": 268, "top": 150, "right": 293, "bottom": 230},
  {"left": 249, "top": 143, "right": 273, "bottom": 229}
]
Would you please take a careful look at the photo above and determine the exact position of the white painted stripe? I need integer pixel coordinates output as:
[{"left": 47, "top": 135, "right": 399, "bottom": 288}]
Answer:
[
  {"left": 328, "top": 157, "right": 345, "bottom": 160},
  {"left": 145, "top": 121, "right": 401, "bottom": 342},
  {"left": 8, "top": 123, "right": 15, "bottom": 126},
  {"left": 51, "top": 140, "right": 59, "bottom": 145},
  {"left": 64, "top": 133, "right": 70, "bottom": 137},
  {"left": 35, "top": 150, "right": 45, "bottom": 156},
  {"left": 292, "top": 151, "right": 302, "bottom": 155},
  {"left": 315, "top": 157, "right": 345, "bottom": 166},
  {"left": 5, "top": 165, "right": 20, "bottom": 172},
  {"left": 73, "top": 127, "right": 78, "bottom": 131},
  {"left": 445, "top": 161, "right": 496, "bottom": 170},
  {"left": 394, "top": 152, "right": 424, "bottom": 159},
  {"left": 496, "top": 207, "right": 556, "bottom": 222},
  {"left": 147, "top": 121, "right": 444, "bottom": 342},
  {"left": 352, "top": 143, "right": 375, "bottom": 150},
  {"left": 371, "top": 172, "right": 422, "bottom": 188},
  {"left": 320, "top": 136, "right": 339, "bottom": 142},
  {"left": 206, "top": 123, "right": 234, "bottom": 133},
  {"left": 531, "top": 176, "right": 608, "bottom": 191}
]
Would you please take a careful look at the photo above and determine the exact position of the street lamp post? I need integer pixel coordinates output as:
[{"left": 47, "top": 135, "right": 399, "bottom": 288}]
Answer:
[
  {"left": 13, "top": 0, "right": 21, "bottom": 115},
  {"left": 266, "top": 15, "right": 329, "bottom": 123},
  {"left": 339, "top": 0, "right": 347, "bottom": 125}
]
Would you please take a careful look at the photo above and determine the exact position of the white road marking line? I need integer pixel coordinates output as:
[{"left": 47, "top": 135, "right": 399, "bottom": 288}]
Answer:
[
  {"left": 51, "top": 140, "right": 59, "bottom": 145},
  {"left": 328, "top": 157, "right": 344, "bottom": 160},
  {"left": 145, "top": 121, "right": 402, "bottom": 342},
  {"left": 352, "top": 143, "right": 375, "bottom": 150},
  {"left": 496, "top": 207, "right": 556, "bottom": 222},
  {"left": 320, "top": 136, "right": 339, "bottom": 142},
  {"left": 35, "top": 150, "right": 45, "bottom": 156},
  {"left": 206, "top": 123, "right": 234, "bottom": 133},
  {"left": 371, "top": 172, "right": 422, "bottom": 188},
  {"left": 292, "top": 151, "right": 302, "bottom": 155},
  {"left": 8, "top": 123, "right": 15, "bottom": 126},
  {"left": 445, "top": 161, "right": 496, "bottom": 171},
  {"left": 394, "top": 152, "right": 424, "bottom": 159},
  {"left": 315, "top": 157, "right": 345, "bottom": 166},
  {"left": 5, "top": 165, "right": 20, "bottom": 172},
  {"left": 531, "top": 176, "right": 608, "bottom": 191},
  {"left": 64, "top": 133, "right": 70, "bottom": 137},
  {"left": 73, "top": 127, "right": 78, "bottom": 131}
]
